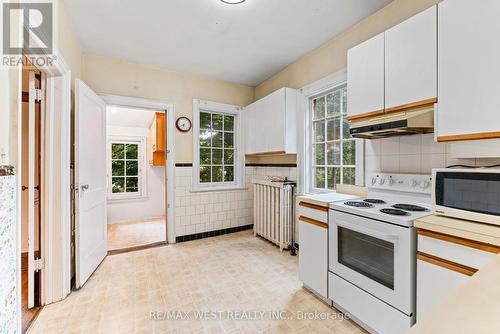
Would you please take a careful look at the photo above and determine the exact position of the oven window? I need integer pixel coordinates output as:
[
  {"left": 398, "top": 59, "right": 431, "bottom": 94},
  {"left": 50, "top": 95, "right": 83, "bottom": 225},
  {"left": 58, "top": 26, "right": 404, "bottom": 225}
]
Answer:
[
  {"left": 436, "top": 172, "right": 500, "bottom": 216},
  {"left": 338, "top": 227, "right": 395, "bottom": 289}
]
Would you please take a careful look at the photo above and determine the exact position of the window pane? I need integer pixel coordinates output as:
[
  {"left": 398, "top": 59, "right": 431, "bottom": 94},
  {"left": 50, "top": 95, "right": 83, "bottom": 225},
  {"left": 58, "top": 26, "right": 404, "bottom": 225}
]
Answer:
[
  {"left": 200, "top": 112, "right": 211, "bottom": 129},
  {"left": 112, "top": 160, "right": 125, "bottom": 176},
  {"left": 327, "top": 167, "right": 341, "bottom": 190},
  {"left": 224, "top": 166, "right": 234, "bottom": 182},
  {"left": 224, "top": 132, "right": 234, "bottom": 148},
  {"left": 342, "top": 87, "right": 347, "bottom": 114},
  {"left": 326, "top": 91, "right": 341, "bottom": 117},
  {"left": 126, "top": 161, "right": 138, "bottom": 176},
  {"left": 112, "top": 144, "right": 125, "bottom": 159},
  {"left": 327, "top": 118, "right": 340, "bottom": 141},
  {"left": 313, "top": 121, "right": 325, "bottom": 143},
  {"left": 212, "top": 114, "right": 223, "bottom": 130},
  {"left": 314, "top": 167, "right": 326, "bottom": 189},
  {"left": 224, "top": 149, "right": 234, "bottom": 164},
  {"left": 200, "top": 148, "right": 211, "bottom": 165},
  {"left": 314, "top": 144, "right": 325, "bottom": 165},
  {"left": 212, "top": 166, "right": 223, "bottom": 182},
  {"left": 212, "top": 149, "right": 223, "bottom": 165},
  {"left": 343, "top": 118, "right": 352, "bottom": 139},
  {"left": 199, "top": 130, "right": 212, "bottom": 147},
  {"left": 200, "top": 166, "right": 211, "bottom": 183},
  {"left": 343, "top": 167, "right": 356, "bottom": 185},
  {"left": 212, "top": 131, "right": 223, "bottom": 148},
  {"left": 224, "top": 115, "right": 234, "bottom": 131},
  {"left": 313, "top": 97, "right": 325, "bottom": 120},
  {"left": 126, "top": 177, "right": 139, "bottom": 192},
  {"left": 125, "top": 144, "right": 138, "bottom": 159},
  {"left": 343, "top": 140, "right": 356, "bottom": 165},
  {"left": 327, "top": 142, "right": 340, "bottom": 165},
  {"left": 112, "top": 177, "right": 125, "bottom": 193}
]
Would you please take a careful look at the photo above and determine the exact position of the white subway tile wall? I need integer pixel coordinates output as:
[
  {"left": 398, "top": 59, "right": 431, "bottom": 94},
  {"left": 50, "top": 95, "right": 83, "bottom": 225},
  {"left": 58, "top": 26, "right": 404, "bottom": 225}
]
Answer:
[
  {"left": 174, "top": 166, "right": 297, "bottom": 237},
  {"left": 365, "top": 134, "right": 500, "bottom": 183}
]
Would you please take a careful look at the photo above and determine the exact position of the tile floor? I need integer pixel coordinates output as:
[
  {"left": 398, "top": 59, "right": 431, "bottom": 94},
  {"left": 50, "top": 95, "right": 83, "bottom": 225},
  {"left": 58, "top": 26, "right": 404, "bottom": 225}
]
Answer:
[
  {"left": 29, "top": 231, "right": 366, "bottom": 334},
  {"left": 107, "top": 218, "right": 166, "bottom": 251}
]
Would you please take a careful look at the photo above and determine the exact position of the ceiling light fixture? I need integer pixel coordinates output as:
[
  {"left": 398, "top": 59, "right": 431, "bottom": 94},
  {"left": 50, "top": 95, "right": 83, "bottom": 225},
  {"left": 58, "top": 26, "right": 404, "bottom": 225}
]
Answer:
[{"left": 220, "top": 0, "right": 246, "bottom": 4}]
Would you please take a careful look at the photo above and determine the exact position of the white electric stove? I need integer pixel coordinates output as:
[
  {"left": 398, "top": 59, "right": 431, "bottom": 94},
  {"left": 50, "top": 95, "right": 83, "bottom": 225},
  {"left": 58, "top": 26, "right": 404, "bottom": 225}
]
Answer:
[{"left": 328, "top": 173, "right": 433, "bottom": 334}]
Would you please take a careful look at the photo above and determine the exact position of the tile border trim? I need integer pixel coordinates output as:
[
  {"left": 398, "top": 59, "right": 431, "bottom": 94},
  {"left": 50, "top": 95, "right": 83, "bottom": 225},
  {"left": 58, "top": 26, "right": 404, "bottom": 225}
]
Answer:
[
  {"left": 176, "top": 224, "right": 253, "bottom": 243},
  {"left": 175, "top": 163, "right": 297, "bottom": 168}
]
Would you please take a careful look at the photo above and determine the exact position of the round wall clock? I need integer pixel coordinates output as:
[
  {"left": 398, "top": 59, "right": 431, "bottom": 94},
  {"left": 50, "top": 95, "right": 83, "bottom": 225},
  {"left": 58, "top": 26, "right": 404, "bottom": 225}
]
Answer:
[{"left": 176, "top": 117, "right": 192, "bottom": 132}]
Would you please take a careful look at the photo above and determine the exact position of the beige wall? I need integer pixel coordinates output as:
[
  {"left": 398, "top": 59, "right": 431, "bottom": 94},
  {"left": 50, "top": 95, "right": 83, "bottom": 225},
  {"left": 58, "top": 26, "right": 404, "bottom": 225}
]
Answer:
[
  {"left": 82, "top": 54, "right": 254, "bottom": 163},
  {"left": 255, "top": 0, "right": 440, "bottom": 99}
]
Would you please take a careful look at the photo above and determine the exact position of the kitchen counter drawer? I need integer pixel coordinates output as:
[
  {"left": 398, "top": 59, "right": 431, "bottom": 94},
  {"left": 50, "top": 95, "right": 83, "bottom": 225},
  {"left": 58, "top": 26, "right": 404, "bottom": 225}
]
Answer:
[
  {"left": 297, "top": 201, "right": 328, "bottom": 224},
  {"left": 417, "top": 229, "right": 498, "bottom": 270}
]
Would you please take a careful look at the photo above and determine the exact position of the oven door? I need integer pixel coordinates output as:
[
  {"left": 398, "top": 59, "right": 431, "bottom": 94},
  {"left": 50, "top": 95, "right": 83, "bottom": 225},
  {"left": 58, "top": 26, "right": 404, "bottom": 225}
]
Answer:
[
  {"left": 329, "top": 210, "right": 415, "bottom": 315},
  {"left": 433, "top": 169, "right": 500, "bottom": 226}
]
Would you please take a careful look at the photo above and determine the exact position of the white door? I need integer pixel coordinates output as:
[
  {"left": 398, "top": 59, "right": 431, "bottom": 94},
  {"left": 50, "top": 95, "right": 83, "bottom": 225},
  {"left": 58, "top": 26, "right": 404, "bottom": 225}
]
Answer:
[
  {"left": 27, "top": 71, "right": 36, "bottom": 308},
  {"left": 385, "top": 5, "right": 437, "bottom": 110},
  {"left": 74, "top": 79, "right": 107, "bottom": 288},
  {"left": 347, "top": 33, "right": 385, "bottom": 118}
]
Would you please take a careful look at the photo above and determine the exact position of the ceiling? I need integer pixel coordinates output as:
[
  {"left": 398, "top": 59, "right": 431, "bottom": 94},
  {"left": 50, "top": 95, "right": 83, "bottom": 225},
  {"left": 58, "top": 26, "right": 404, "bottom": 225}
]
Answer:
[
  {"left": 65, "top": 0, "right": 392, "bottom": 86},
  {"left": 107, "top": 106, "right": 156, "bottom": 128}
]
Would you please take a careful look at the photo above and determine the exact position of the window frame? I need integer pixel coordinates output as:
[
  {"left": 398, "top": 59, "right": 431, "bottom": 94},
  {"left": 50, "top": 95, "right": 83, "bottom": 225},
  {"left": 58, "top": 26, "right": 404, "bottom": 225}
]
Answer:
[
  {"left": 192, "top": 99, "right": 244, "bottom": 192},
  {"left": 107, "top": 135, "right": 148, "bottom": 201},
  {"left": 298, "top": 69, "right": 365, "bottom": 194}
]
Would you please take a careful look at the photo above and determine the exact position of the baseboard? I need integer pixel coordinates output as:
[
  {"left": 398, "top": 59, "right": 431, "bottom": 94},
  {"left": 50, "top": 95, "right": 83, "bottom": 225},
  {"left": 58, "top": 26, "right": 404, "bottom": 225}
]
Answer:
[{"left": 176, "top": 224, "right": 253, "bottom": 243}]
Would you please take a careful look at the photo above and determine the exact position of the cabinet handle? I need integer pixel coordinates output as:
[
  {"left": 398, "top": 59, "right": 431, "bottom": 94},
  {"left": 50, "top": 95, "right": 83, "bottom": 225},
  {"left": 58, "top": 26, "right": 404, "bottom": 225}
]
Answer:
[
  {"left": 417, "top": 252, "right": 478, "bottom": 276},
  {"left": 298, "top": 216, "right": 328, "bottom": 229}
]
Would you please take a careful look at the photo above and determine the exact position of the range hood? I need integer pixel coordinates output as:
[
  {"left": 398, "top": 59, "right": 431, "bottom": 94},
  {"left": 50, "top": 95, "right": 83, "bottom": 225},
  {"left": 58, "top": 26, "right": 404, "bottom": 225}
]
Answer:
[{"left": 349, "top": 107, "right": 434, "bottom": 139}]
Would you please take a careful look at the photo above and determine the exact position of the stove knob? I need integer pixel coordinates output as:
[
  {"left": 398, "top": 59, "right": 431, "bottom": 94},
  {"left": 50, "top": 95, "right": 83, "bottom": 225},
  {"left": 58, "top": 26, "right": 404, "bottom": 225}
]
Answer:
[
  {"left": 371, "top": 177, "right": 377, "bottom": 185},
  {"left": 388, "top": 178, "right": 395, "bottom": 186},
  {"left": 411, "top": 180, "right": 419, "bottom": 188},
  {"left": 379, "top": 178, "right": 386, "bottom": 185},
  {"left": 421, "top": 181, "right": 430, "bottom": 190}
]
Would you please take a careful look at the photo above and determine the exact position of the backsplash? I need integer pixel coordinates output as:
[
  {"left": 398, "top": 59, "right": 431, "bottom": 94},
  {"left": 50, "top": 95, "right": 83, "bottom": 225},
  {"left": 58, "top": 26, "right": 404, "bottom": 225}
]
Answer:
[
  {"left": 174, "top": 166, "right": 297, "bottom": 237},
  {"left": 0, "top": 175, "right": 18, "bottom": 334},
  {"left": 364, "top": 133, "right": 499, "bottom": 180}
]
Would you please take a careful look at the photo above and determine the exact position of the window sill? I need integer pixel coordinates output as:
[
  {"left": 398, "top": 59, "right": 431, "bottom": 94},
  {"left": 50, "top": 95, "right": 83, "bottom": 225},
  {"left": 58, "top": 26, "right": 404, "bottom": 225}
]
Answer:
[{"left": 190, "top": 186, "right": 248, "bottom": 193}]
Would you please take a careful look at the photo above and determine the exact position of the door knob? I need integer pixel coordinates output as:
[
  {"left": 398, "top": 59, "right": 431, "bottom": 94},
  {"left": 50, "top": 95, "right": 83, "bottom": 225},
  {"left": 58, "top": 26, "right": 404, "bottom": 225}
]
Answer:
[
  {"left": 22, "top": 185, "right": 28, "bottom": 191},
  {"left": 81, "top": 184, "right": 89, "bottom": 191}
]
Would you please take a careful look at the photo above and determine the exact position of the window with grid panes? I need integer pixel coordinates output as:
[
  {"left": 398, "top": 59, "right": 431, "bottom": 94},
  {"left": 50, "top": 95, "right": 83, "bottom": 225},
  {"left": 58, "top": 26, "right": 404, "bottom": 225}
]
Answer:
[
  {"left": 311, "top": 85, "right": 356, "bottom": 190},
  {"left": 199, "top": 111, "right": 235, "bottom": 184},
  {"left": 110, "top": 142, "right": 140, "bottom": 193}
]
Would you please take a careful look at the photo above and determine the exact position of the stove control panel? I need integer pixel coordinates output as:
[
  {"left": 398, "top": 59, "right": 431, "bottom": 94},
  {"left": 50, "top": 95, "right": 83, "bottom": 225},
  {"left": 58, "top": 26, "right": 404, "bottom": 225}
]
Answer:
[{"left": 368, "top": 173, "right": 433, "bottom": 194}]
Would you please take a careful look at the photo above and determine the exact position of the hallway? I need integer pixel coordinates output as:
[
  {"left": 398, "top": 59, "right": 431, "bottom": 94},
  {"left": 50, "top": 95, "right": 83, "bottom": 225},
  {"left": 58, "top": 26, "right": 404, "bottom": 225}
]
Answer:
[{"left": 28, "top": 231, "right": 364, "bottom": 334}]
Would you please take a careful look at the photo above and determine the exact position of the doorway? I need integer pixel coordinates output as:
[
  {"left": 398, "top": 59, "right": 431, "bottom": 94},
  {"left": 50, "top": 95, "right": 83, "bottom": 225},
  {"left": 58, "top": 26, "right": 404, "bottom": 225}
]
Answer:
[
  {"left": 105, "top": 106, "right": 167, "bottom": 252},
  {"left": 20, "top": 63, "right": 44, "bottom": 332}
]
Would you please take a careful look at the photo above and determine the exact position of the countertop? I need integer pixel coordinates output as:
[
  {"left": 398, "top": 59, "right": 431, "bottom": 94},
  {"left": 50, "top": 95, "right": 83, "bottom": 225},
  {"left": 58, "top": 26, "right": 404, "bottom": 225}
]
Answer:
[
  {"left": 296, "top": 192, "right": 360, "bottom": 208},
  {"left": 409, "top": 215, "right": 500, "bottom": 333}
]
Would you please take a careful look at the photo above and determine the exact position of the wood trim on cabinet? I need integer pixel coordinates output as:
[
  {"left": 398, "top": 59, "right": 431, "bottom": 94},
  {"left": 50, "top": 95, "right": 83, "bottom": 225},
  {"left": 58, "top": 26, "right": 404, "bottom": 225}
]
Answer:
[
  {"left": 298, "top": 201, "right": 329, "bottom": 212},
  {"left": 417, "top": 229, "right": 500, "bottom": 254},
  {"left": 384, "top": 97, "right": 437, "bottom": 114},
  {"left": 417, "top": 252, "right": 478, "bottom": 276},
  {"left": 245, "top": 150, "right": 287, "bottom": 156},
  {"left": 298, "top": 216, "right": 328, "bottom": 229},
  {"left": 346, "top": 109, "right": 385, "bottom": 121},
  {"left": 437, "top": 131, "right": 500, "bottom": 142},
  {"left": 346, "top": 98, "right": 437, "bottom": 122}
]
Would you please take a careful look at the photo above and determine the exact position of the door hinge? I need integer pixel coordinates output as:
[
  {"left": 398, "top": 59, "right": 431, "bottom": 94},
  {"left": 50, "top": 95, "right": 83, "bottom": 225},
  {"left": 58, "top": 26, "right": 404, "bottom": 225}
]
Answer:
[
  {"left": 33, "top": 88, "right": 45, "bottom": 102},
  {"left": 34, "top": 258, "right": 44, "bottom": 272}
]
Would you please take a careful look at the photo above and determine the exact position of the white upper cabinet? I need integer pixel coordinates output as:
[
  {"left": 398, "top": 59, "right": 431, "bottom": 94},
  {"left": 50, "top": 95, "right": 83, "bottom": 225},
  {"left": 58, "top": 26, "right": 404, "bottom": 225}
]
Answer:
[
  {"left": 437, "top": 0, "right": 500, "bottom": 141},
  {"left": 385, "top": 6, "right": 437, "bottom": 110},
  {"left": 347, "top": 33, "right": 385, "bottom": 118},
  {"left": 243, "top": 87, "right": 297, "bottom": 155}
]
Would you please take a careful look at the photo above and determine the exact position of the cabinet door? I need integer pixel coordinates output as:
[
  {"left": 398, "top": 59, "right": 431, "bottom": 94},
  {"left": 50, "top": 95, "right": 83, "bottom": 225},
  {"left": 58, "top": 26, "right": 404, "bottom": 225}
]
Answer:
[
  {"left": 385, "top": 6, "right": 436, "bottom": 110},
  {"left": 437, "top": 0, "right": 500, "bottom": 141},
  {"left": 264, "top": 88, "right": 286, "bottom": 153},
  {"left": 243, "top": 102, "right": 256, "bottom": 154},
  {"left": 347, "top": 33, "right": 385, "bottom": 118},
  {"left": 298, "top": 220, "right": 328, "bottom": 298},
  {"left": 416, "top": 259, "right": 469, "bottom": 321}
]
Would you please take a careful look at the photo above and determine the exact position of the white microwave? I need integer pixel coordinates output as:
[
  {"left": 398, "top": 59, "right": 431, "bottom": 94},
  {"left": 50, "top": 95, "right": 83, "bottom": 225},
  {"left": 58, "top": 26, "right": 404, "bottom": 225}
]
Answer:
[{"left": 432, "top": 168, "right": 500, "bottom": 226}]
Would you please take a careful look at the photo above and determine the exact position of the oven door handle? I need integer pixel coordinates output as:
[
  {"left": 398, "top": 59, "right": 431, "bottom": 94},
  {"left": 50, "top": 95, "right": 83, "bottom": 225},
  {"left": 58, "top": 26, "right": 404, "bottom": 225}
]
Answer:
[{"left": 335, "top": 221, "right": 399, "bottom": 243}]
